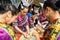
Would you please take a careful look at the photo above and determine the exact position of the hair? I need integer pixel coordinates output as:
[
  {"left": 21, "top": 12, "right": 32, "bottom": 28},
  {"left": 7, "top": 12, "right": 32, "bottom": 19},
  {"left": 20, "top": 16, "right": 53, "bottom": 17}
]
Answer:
[
  {"left": 0, "top": 4, "right": 18, "bottom": 15},
  {"left": 0, "top": 5, "right": 5, "bottom": 11},
  {"left": 39, "top": 5, "right": 43, "bottom": 13},
  {"left": 28, "top": 5, "right": 34, "bottom": 12},
  {"left": 55, "top": 0, "right": 60, "bottom": 13},
  {"left": 7, "top": 4, "right": 18, "bottom": 15},
  {"left": 0, "top": 10, "right": 8, "bottom": 14},
  {"left": 0, "top": 5, "right": 8, "bottom": 14},
  {"left": 55, "top": 0, "right": 60, "bottom": 9},
  {"left": 43, "top": 0, "right": 58, "bottom": 11},
  {"left": 32, "top": 11, "right": 37, "bottom": 15},
  {"left": 21, "top": 6, "right": 28, "bottom": 10},
  {"left": 18, "top": 3, "right": 28, "bottom": 12}
]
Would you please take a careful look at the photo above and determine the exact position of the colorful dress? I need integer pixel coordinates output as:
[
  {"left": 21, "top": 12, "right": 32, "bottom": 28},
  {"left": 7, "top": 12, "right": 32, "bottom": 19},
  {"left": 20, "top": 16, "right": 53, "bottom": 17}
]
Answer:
[
  {"left": 0, "top": 23, "right": 16, "bottom": 40},
  {"left": 13, "top": 16, "right": 36, "bottom": 40},
  {"left": 44, "top": 19, "right": 60, "bottom": 40},
  {"left": 13, "top": 16, "right": 29, "bottom": 32},
  {"left": 39, "top": 13, "right": 50, "bottom": 29}
]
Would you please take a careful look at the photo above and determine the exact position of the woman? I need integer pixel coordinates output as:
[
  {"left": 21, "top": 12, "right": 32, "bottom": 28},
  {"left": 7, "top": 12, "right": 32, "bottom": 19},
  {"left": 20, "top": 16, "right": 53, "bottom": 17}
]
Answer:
[
  {"left": 43, "top": 0, "right": 60, "bottom": 40},
  {"left": 0, "top": 5, "right": 18, "bottom": 40},
  {"left": 0, "top": 10, "right": 16, "bottom": 40},
  {"left": 13, "top": 6, "right": 40, "bottom": 40},
  {"left": 6, "top": 4, "right": 18, "bottom": 25}
]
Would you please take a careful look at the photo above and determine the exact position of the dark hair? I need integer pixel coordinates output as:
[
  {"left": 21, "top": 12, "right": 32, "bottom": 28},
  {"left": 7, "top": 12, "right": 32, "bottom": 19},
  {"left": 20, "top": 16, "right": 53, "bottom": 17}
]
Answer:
[
  {"left": 0, "top": 5, "right": 5, "bottom": 11},
  {"left": 18, "top": 3, "right": 28, "bottom": 12},
  {"left": 55, "top": 0, "right": 60, "bottom": 13},
  {"left": 0, "top": 10, "right": 8, "bottom": 14},
  {"left": 0, "top": 5, "right": 8, "bottom": 14},
  {"left": 0, "top": 4, "right": 18, "bottom": 15},
  {"left": 7, "top": 4, "right": 18, "bottom": 15},
  {"left": 43, "top": 0, "right": 58, "bottom": 11},
  {"left": 39, "top": 5, "right": 43, "bottom": 13},
  {"left": 55, "top": 0, "right": 60, "bottom": 9},
  {"left": 21, "top": 6, "right": 28, "bottom": 10},
  {"left": 28, "top": 5, "right": 34, "bottom": 12},
  {"left": 32, "top": 11, "right": 37, "bottom": 15}
]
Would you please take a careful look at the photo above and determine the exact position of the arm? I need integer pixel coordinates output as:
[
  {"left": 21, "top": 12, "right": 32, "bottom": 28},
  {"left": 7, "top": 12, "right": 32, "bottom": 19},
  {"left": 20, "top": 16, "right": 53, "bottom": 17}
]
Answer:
[
  {"left": 14, "top": 26, "right": 28, "bottom": 38},
  {"left": 26, "top": 25, "right": 30, "bottom": 34},
  {"left": 14, "top": 26, "right": 26, "bottom": 35},
  {"left": 12, "top": 20, "right": 26, "bottom": 35}
]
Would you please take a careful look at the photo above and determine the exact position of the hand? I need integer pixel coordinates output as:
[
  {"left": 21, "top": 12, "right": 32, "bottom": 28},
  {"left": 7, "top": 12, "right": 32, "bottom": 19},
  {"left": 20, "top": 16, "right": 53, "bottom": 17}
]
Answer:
[
  {"left": 42, "top": 21, "right": 48, "bottom": 24},
  {"left": 28, "top": 32, "right": 32, "bottom": 36},
  {"left": 27, "top": 32, "right": 30, "bottom": 35},
  {"left": 23, "top": 33, "right": 28, "bottom": 38}
]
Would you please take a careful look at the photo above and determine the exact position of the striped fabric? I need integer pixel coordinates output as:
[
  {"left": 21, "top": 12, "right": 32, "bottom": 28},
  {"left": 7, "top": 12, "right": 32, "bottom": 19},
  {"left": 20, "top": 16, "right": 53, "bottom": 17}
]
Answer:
[
  {"left": 13, "top": 16, "right": 29, "bottom": 32},
  {"left": 44, "top": 19, "right": 60, "bottom": 40}
]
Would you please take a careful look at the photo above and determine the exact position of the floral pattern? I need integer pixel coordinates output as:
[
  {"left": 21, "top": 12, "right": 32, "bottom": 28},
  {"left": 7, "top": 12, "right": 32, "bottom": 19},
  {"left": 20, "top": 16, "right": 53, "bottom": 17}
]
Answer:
[
  {"left": 44, "top": 19, "right": 60, "bottom": 40},
  {"left": 0, "top": 23, "right": 16, "bottom": 40}
]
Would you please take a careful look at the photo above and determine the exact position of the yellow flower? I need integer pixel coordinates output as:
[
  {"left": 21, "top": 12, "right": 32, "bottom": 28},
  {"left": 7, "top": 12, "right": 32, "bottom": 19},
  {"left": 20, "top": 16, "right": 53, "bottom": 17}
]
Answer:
[
  {"left": 50, "top": 38, "right": 54, "bottom": 40},
  {"left": 50, "top": 34, "right": 56, "bottom": 40},
  {"left": 14, "top": 37, "right": 16, "bottom": 40},
  {"left": 8, "top": 28, "right": 14, "bottom": 36},
  {"left": 55, "top": 24, "right": 60, "bottom": 32},
  {"left": 58, "top": 19, "right": 60, "bottom": 22},
  {"left": 0, "top": 24, "right": 7, "bottom": 28}
]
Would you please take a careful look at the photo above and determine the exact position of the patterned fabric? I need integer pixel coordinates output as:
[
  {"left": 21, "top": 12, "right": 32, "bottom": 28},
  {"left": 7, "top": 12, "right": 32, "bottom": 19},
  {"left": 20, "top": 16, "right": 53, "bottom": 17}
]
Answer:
[
  {"left": 56, "top": 31, "right": 60, "bottom": 40},
  {"left": 28, "top": 16, "right": 38, "bottom": 28},
  {"left": 0, "top": 23, "right": 16, "bottom": 40},
  {"left": 39, "top": 13, "right": 50, "bottom": 29},
  {"left": 13, "top": 16, "right": 29, "bottom": 32},
  {"left": 39, "top": 13, "right": 47, "bottom": 23},
  {"left": 44, "top": 19, "right": 60, "bottom": 40}
]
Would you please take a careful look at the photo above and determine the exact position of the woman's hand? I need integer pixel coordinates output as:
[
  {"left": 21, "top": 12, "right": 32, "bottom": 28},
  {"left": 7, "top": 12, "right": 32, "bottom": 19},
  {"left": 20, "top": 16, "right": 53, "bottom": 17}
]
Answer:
[{"left": 23, "top": 33, "right": 28, "bottom": 38}]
